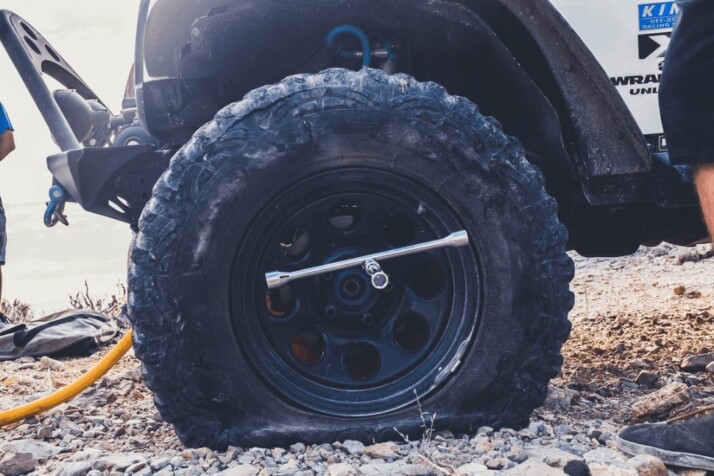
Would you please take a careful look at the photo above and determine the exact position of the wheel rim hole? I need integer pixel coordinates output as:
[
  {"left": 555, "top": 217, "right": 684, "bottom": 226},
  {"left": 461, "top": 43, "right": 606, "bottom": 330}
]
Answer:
[
  {"left": 394, "top": 313, "right": 430, "bottom": 352},
  {"left": 383, "top": 215, "right": 415, "bottom": 247},
  {"left": 407, "top": 259, "right": 446, "bottom": 299},
  {"left": 265, "top": 285, "right": 296, "bottom": 318},
  {"left": 280, "top": 227, "right": 311, "bottom": 260},
  {"left": 20, "top": 22, "right": 38, "bottom": 40},
  {"left": 291, "top": 330, "right": 325, "bottom": 365},
  {"left": 329, "top": 203, "right": 362, "bottom": 231},
  {"left": 344, "top": 343, "right": 381, "bottom": 380},
  {"left": 340, "top": 275, "right": 365, "bottom": 300}
]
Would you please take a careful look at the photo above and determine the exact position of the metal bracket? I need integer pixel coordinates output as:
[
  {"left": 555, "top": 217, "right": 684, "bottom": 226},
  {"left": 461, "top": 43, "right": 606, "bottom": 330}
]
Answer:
[
  {"left": 44, "top": 185, "right": 68, "bottom": 227},
  {"left": 265, "top": 230, "right": 469, "bottom": 290}
]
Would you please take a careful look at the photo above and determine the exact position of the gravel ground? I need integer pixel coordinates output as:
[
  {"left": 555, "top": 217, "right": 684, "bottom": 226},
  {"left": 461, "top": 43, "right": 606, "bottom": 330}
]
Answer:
[{"left": 1, "top": 243, "right": 714, "bottom": 476}]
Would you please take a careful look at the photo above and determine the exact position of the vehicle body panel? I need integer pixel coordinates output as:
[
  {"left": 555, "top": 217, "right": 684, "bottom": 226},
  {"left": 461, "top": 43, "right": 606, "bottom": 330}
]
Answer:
[{"left": 551, "top": 0, "right": 676, "bottom": 144}]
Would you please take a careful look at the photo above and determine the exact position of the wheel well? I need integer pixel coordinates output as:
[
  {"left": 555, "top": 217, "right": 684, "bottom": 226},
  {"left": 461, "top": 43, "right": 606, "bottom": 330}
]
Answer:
[{"left": 141, "top": 0, "right": 649, "bottom": 208}]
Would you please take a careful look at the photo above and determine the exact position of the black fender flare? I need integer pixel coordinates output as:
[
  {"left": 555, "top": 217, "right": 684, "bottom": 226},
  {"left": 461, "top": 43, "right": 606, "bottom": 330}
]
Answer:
[{"left": 489, "top": 0, "right": 652, "bottom": 205}]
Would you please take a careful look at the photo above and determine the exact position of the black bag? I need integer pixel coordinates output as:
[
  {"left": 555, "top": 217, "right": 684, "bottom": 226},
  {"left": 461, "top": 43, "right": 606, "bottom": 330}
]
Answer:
[{"left": 0, "top": 310, "right": 117, "bottom": 361}]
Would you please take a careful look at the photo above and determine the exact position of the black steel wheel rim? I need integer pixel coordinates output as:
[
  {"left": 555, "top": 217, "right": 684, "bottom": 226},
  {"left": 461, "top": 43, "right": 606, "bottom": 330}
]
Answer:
[{"left": 232, "top": 167, "right": 481, "bottom": 416}]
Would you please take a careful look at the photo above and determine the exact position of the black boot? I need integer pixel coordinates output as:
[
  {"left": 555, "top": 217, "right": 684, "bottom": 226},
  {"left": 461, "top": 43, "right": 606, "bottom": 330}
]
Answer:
[{"left": 617, "top": 413, "right": 714, "bottom": 471}]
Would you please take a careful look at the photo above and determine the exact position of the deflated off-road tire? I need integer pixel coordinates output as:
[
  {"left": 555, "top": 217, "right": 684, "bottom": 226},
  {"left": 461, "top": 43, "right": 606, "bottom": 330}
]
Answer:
[{"left": 128, "top": 68, "right": 574, "bottom": 449}]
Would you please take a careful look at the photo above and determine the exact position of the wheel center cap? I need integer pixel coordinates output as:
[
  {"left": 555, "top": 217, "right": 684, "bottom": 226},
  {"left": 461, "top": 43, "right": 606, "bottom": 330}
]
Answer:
[{"left": 340, "top": 275, "right": 365, "bottom": 300}]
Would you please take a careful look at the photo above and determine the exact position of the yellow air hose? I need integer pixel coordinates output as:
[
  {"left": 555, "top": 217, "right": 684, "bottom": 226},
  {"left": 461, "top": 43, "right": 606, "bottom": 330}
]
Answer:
[{"left": 0, "top": 330, "right": 133, "bottom": 427}]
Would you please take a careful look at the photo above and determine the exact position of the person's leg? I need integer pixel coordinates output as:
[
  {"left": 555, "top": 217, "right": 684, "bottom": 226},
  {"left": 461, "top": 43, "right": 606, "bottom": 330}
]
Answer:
[
  {"left": 617, "top": 0, "right": 714, "bottom": 471},
  {"left": 616, "top": 166, "right": 714, "bottom": 471},
  {"left": 695, "top": 164, "right": 714, "bottom": 236}
]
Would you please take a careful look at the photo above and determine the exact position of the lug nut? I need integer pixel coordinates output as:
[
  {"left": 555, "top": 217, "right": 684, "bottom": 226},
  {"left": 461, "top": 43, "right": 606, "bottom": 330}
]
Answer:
[
  {"left": 361, "top": 313, "right": 375, "bottom": 326},
  {"left": 324, "top": 305, "right": 337, "bottom": 319}
]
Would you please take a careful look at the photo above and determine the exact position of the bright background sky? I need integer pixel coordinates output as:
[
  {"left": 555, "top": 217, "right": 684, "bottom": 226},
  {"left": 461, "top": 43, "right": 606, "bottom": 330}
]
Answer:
[{"left": 1, "top": 1, "right": 142, "bottom": 313}]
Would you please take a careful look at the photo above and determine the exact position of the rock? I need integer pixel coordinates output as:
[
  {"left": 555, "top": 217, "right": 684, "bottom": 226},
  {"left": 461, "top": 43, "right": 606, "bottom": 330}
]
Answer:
[
  {"left": 584, "top": 448, "right": 635, "bottom": 475},
  {"left": 358, "top": 461, "right": 432, "bottom": 475},
  {"left": 677, "top": 250, "right": 714, "bottom": 264},
  {"left": 455, "top": 462, "right": 490, "bottom": 475},
  {"left": 435, "top": 429, "right": 454, "bottom": 439},
  {"left": 218, "top": 465, "right": 260, "bottom": 476},
  {"left": 681, "top": 353, "right": 714, "bottom": 372},
  {"left": 528, "top": 447, "right": 588, "bottom": 476},
  {"left": 529, "top": 421, "right": 553, "bottom": 437},
  {"left": 36, "top": 425, "right": 53, "bottom": 439},
  {"left": 328, "top": 463, "right": 357, "bottom": 476},
  {"left": 126, "top": 461, "right": 148, "bottom": 473},
  {"left": 631, "top": 383, "right": 691, "bottom": 421},
  {"left": 554, "top": 424, "right": 572, "bottom": 438},
  {"left": 471, "top": 436, "right": 494, "bottom": 453},
  {"left": 506, "top": 447, "right": 529, "bottom": 464},
  {"left": 584, "top": 448, "right": 628, "bottom": 465},
  {"left": 1, "top": 440, "right": 62, "bottom": 462},
  {"left": 674, "top": 286, "right": 686, "bottom": 296},
  {"left": 0, "top": 451, "right": 39, "bottom": 476},
  {"left": 706, "top": 362, "right": 714, "bottom": 374},
  {"left": 275, "top": 459, "right": 299, "bottom": 476},
  {"left": 74, "top": 389, "right": 118, "bottom": 407},
  {"left": 588, "top": 463, "right": 638, "bottom": 476},
  {"left": 341, "top": 440, "right": 365, "bottom": 456},
  {"left": 485, "top": 457, "right": 508, "bottom": 470},
  {"left": 544, "top": 387, "right": 578, "bottom": 410},
  {"left": 150, "top": 456, "right": 172, "bottom": 470},
  {"left": 363, "top": 442, "right": 400, "bottom": 459},
  {"left": 220, "top": 446, "right": 242, "bottom": 464},
  {"left": 624, "top": 455, "right": 668, "bottom": 476},
  {"left": 503, "top": 461, "right": 564, "bottom": 475},
  {"left": 56, "top": 461, "right": 93, "bottom": 476},
  {"left": 238, "top": 454, "right": 254, "bottom": 465},
  {"left": 635, "top": 371, "right": 659, "bottom": 386},
  {"left": 39, "top": 356, "right": 65, "bottom": 370},
  {"left": 290, "top": 442, "right": 306, "bottom": 453},
  {"left": 92, "top": 453, "right": 145, "bottom": 471},
  {"left": 69, "top": 448, "right": 104, "bottom": 462},
  {"left": 121, "top": 368, "right": 143, "bottom": 382}
]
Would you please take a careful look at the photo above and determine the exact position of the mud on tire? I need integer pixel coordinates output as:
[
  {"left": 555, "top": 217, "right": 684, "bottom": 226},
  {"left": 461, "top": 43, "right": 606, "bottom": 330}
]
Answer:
[{"left": 128, "top": 68, "right": 574, "bottom": 449}]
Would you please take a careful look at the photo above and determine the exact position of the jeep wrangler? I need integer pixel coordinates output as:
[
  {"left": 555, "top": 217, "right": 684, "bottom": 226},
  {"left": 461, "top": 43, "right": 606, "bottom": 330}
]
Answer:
[{"left": 0, "top": 0, "right": 704, "bottom": 448}]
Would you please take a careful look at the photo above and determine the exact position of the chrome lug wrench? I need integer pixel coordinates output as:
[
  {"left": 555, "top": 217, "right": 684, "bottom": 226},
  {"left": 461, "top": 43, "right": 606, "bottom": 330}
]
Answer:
[{"left": 265, "top": 230, "right": 469, "bottom": 290}]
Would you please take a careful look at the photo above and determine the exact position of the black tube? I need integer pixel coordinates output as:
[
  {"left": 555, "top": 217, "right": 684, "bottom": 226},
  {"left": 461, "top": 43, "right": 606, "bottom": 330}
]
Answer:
[
  {"left": 135, "top": 0, "right": 151, "bottom": 131},
  {"left": 0, "top": 10, "right": 79, "bottom": 151}
]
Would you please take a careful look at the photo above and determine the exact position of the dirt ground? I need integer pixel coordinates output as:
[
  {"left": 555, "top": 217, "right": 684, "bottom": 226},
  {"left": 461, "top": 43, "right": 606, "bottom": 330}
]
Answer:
[
  {"left": 1, "top": 242, "right": 714, "bottom": 475},
  {"left": 559, "top": 244, "right": 714, "bottom": 424}
]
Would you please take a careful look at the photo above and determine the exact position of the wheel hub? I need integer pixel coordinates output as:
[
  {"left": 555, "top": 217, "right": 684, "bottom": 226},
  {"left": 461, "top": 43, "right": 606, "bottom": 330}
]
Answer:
[{"left": 233, "top": 168, "right": 480, "bottom": 416}]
